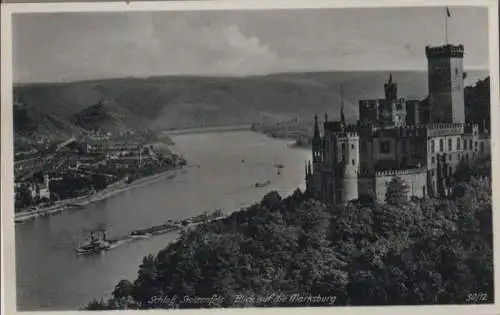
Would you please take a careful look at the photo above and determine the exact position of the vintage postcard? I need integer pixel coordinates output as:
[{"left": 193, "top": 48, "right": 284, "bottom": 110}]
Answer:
[{"left": 1, "top": 0, "right": 499, "bottom": 314}]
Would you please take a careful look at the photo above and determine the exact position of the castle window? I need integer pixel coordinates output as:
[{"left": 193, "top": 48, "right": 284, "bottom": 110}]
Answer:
[
  {"left": 448, "top": 139, "right": 452, "bottom": 151},
  {"left": 456, "top": 138, "right": 460, "bottom": 150},
  {"left": 469, "top": 140, "right": 473, "bottom": 150},
  {"left": 351, "top": 144, "right": 355, "bottom": 150},
  {"left": 480, "top": 142, "right": 485, "bottom": 152},
  {"left": 455, "top": 68, "right": 458, "bottom": 76},
  {"left": 465, "top": 154, "right": 469, "bottom": 161},
  {"left": 439, "top": 139, "right": 444, "bottom": 152},
  {"left": 352, "top": 159, "right": 355, "bottom": 166},
  {"left": 432, "top": 156, "right": 435, "bottom": 164},
  {"left": 430, "top": 140, "right": 435, "bottom": 153},
  {"left": 380, "top": 141, "right": 391, "bottom": 154},
  {"left": 475, "top": 142, "right": 478, "bottom": 151}
]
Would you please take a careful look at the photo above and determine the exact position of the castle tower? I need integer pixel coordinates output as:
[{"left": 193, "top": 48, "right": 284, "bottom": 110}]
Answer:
[
  {"left": 333, "top": 129, "right": 359, "bottom": 204},
  {"left": 305, "top": 161, "right": 312, "bottom": 194},
  {"left": 426, "top": 44, "right": 465, "bottom": 124},
  {"left": 312, "top": 114, "right": 322, "bottom": 165},
  {"left": 384, "top": 73, "right": 398, "bottom": 100},
  {"left": 309, "top": 115, "right": 324, "bottom": 198}
]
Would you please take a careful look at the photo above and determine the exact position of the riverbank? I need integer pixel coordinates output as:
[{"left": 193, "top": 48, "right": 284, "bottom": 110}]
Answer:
[
  {"left": 160, "top": 124, "right": 252, "bottom": 136},
  {"left": 14, "top": 165, "right": 191, "bottom": 224},
  {"left": 255, "top": 131, "right": 311, "bottom": 149}
]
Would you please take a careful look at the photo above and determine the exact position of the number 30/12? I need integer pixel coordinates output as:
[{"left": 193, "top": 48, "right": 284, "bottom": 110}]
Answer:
[{"left": 466, "top": 293, "right": 488, "bottom": 303}]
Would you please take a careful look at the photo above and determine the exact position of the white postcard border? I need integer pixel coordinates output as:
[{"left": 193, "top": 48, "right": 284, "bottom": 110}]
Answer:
[{"left": 1, "top": 1, "right": 499, "bottom": 315}]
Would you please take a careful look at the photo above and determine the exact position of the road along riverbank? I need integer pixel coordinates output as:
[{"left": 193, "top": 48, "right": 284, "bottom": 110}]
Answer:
[
  {"left": 160, "top": 124, "right": 252, "bottom": 136},
  {"left": 14, "top": 165, "right": 196, "bottom": 224}
]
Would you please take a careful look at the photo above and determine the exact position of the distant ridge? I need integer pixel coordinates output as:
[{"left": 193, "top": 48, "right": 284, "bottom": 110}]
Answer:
[{"left": 13, "top": 70, "right": 489, "bottom": 141}]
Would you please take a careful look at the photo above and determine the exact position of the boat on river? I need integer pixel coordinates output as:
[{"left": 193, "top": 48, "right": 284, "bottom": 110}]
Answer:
[
  {"left": 75, "top": 230, "right": 111, "bottom": 256},
  {"left": 255, "top": 180, "right": 271, "bottom": 188},
  {"left": 130, "top": 223, "right": 181, "bottom": 237}
]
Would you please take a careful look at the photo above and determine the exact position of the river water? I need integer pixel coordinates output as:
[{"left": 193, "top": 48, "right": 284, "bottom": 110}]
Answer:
[{"left": 15, "top": 130, "right": 311, "bottom": 311}]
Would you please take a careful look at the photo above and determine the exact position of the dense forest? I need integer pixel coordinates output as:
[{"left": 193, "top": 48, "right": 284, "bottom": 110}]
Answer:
[
  {"left": 464, "top": 76, "right": 490, "bottom": 130},
  {"left": 85, "top": 155, "right": 493, "bottom": 309}
]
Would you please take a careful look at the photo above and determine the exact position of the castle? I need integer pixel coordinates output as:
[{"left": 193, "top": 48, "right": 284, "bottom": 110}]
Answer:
[{"left": 305, "top": 44, "right": 490, "bottom": 204}]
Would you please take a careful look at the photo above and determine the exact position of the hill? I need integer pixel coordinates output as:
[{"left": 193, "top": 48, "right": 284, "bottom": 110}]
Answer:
[
  {"left": 71, "top": 99, "right": 147, "bottom": 134},
  {"left": 13, "top": 70, "right": 489, "bottom": 139}
]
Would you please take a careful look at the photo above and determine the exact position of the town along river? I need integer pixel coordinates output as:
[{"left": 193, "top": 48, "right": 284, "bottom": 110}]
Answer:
[{"left": 15, "top": 130, "right": 311, "bottom": 311}]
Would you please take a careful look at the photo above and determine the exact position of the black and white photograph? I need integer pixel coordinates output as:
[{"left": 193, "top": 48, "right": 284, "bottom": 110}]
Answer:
[{"left": 1, "top": 0, "right": 499, "bottom": 314}]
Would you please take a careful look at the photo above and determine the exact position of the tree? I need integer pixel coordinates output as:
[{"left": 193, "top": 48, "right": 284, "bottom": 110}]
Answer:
[{"left": 86, "top": 179, "right": 493, "bottom": 309}]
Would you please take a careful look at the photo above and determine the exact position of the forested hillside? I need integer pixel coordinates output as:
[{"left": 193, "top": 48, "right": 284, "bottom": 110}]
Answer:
[
  {"left": 465, "top": 76, "right": 490, "bottom": 129},
  {"left": 86, "top": 155, "right": 492, "bottom": 309}
]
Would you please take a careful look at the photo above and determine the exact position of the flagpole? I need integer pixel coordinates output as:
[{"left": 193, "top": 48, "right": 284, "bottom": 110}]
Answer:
[{"left": 445, "top": 8, "right": 448, "bottom": 45}]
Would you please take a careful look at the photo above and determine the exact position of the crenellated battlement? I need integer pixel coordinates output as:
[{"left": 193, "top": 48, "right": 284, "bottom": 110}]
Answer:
[
  {"left": 371, "top": 125, "right": 426, "bottom": 137},
  {"left": 427, "top": 123, "right": 465, "bottom": 130},
  {"left": 425, "top": 44, "right": 464, "bottom": 58},
  {"left": 337, "top": 131, "right": 359, "bottom": 139},
  {"left": 427, "top": 123, "right": 465, "bottom": 137},
  {"left": 374, "top": 167, "right": 427, "bottom": 177},
  {"left": 358, "top": 167, "right": 428, "bottom": 178}
]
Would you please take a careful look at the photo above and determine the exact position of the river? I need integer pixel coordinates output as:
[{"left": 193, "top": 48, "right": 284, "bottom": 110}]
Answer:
[{"left": 15, "top": 130, "right": 312, "bottom": 311}]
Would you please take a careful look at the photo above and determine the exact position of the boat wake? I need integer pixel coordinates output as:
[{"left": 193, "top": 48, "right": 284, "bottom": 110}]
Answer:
[{"left": 75, "top": 209, "right": 225, "bottom": 256}]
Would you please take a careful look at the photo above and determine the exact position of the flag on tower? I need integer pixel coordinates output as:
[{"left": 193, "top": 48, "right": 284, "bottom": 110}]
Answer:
[{"left": 444, "top": 7, "right": 451, "bottom": 44}]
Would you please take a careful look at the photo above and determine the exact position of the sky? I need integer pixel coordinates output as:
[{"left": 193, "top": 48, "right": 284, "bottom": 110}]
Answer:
[{"left": 12, "top": 6, "right": 489, "bottom": 83}]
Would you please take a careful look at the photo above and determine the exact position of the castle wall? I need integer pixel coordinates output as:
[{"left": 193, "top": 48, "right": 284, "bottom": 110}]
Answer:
[
  {"left": 358, "top": 177, "right": 375, "bottom": 199},
  {"left": 427, "top": 134, "right": 463, "bottom": 170},
  {"left": 359, "top": 100, "right": 379, "bottom": 125},
  {"left": 373, "top": 169, "right": 428, "bottom": 203},
  {"left": 478, "top": 136, "right": 490, "bottom": 157},
  {"left": 373, "top": 137, "right": 397, "bottom": 161},
  {"left": 359, "top": 99, "right": 407, "bottom": 127},
  {"left": 450, "top": 56, "right": 465, "bottom": 123},
  {"left": 406, "top": 100, "right": 421, "bottom": 125}
]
